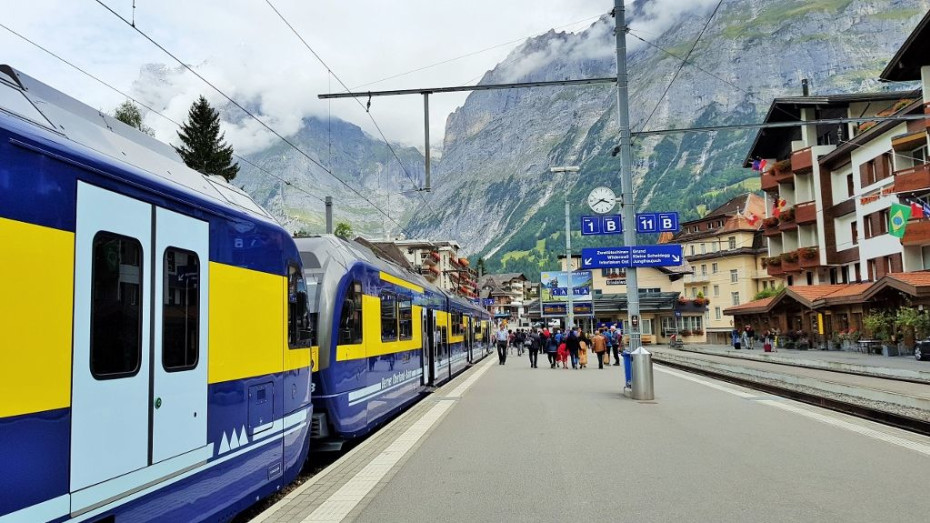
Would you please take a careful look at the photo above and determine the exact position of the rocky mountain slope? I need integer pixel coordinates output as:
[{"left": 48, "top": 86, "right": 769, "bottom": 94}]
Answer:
[{"left": 405, "top": 0, "right": 930, "bottom": 276}]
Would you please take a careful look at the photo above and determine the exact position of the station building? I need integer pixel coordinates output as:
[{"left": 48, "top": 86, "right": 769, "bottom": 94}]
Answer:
[{"left": 669, "top": 193, "right": 778, "bottom": 344}]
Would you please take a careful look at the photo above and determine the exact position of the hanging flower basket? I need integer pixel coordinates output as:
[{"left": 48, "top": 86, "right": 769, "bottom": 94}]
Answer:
[
  {"left": 763, "top": 256, "right": 782, "bottom": 267},
  {"left": 779, "top": 207, "right": 795, "bottom": 222},
  {"left": 762, "top": 217, "right": 779, "bottom": 228},
  {"left": 780, "top": 251, "right": 799, "bottom": 263},
  {"left": 799, "top": 246, "right": 818, "bottom": 260},
  {"left": 774, "top": 159, "right": 792, "bottom": 174}
]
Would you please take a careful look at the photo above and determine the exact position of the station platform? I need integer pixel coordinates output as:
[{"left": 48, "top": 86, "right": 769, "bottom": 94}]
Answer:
[{"left": 254, "top": 352, "right": 930, "bottom": 522}]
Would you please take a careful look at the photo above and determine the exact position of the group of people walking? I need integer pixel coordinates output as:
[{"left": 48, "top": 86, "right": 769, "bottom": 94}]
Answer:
[{"left": 494, "top": 324, "right": 624, "bottom": 370}]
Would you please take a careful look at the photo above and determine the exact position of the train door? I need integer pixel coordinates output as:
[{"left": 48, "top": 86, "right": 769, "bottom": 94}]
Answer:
[
  {"left": 71, "top": 183, "right": 153, "bottom": 495},
  {"left": 421, "top": 308, "right": 433, "bottom": 386},
  {"left": 71, "top": 183, "right": 209, "bottom": 512},
  {"left": 151, "top": 207, "right": 208, "bottom": 463}
]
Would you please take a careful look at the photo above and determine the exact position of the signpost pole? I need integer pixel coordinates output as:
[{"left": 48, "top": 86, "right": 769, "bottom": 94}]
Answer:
[
  {"left": 615, "top": 0, "right": 640, "bottom": 351},
  {"left": 565, "top": 196, "right": 575, "bottom": 330}
]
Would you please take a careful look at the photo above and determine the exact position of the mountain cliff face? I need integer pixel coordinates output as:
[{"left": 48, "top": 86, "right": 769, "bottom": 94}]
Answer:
[
  {"left": 406, "top": 0, "right": 930, "bottom": 276},
  {"left": 238, "top": 116, "right": 427, "bottom": 236}
]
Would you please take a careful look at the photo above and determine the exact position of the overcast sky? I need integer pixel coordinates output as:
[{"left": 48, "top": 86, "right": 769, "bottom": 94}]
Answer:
[{"left": 0, "top": 0, "right": 708, "bottom": 154}]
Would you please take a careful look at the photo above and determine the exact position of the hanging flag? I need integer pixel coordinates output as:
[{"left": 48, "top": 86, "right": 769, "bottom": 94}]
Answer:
[
  {"left": 922, "top": 201, "right": 930, "bottom": 217},
  {"left": 889, "top": 202, "right": 912, "bottom": 238},
  {"left": 751, "top": 159, "right": 761, "bottom": 171},
  {"left": 911, "top": 201, "right": 925, "bottom": 219},
  {"left": 773, "top": 198, "right": 786, "bottom": 217},
  {"left": 759, "top": 159, "right": 768, "bottom": 172},
  {"left": 746, "top": 212, "right": 760, "bottom": 226}
]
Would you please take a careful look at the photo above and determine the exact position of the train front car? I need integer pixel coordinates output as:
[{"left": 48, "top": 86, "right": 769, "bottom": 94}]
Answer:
[
  {"left": 295, "top": 236, "right": 440, "bottom": 443},
  {"left": 0, "top": 66, "right": 313, "bottom": 522}
]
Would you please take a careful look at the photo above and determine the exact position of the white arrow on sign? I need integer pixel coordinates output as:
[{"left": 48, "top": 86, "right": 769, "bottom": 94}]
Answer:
[
  {"left": 671, "top": 255, "right": 680, "bottom": 263},
  {"left": 584, "top": 258, "right": 592, "bottom": 265}
]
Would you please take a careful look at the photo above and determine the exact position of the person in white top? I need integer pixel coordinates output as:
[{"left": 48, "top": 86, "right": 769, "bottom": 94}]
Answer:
[{"left": 495, "top": 324, "right": 509, "bottom": 365}]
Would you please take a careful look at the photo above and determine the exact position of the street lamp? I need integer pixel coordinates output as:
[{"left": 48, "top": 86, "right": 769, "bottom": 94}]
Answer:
[{"left": 551, "top": 166, "right": 580, "bottom": 331}]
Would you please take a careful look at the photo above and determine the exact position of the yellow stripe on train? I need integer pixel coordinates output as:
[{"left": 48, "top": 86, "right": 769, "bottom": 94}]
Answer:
[
  {"left": 0, "top": 218, "right": 74, "bottom": 418},
  {"left": 379, "top": 271, "right": 424, "bottom": 293},
  {"left": 208, "top": 262, "right": 314, "bottom": 383}
]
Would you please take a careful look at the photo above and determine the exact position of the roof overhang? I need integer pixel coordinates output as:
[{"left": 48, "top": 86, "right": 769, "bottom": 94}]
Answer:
[{"left": 880, "top": 10, "right": 930, "bottom": 82}]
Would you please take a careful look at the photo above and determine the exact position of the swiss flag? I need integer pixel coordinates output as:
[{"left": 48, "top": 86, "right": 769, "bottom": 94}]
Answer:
[
  {"left": 911, "top": 202, "right": 925, "bottom": 219},
  {"left": 746, "top": 212, "right": 760, "bottom": 225}
]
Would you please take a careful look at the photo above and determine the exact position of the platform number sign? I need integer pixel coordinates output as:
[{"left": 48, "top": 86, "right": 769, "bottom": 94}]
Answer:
[
  {"left": 603, "top": 216, "right": 622, "bottom": 234},
  {"left": 636, "top": 213, "right": 658, "bottom": 233},
  {"left": 658, "top": 213, "right": 679, "bottom": 233},
  {"left": 581, "top": 216, "right": 601, "bottom": 235}
]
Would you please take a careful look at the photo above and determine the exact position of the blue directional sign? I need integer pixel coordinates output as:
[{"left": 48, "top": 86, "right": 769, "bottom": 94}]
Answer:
[
  {"left": 657, "top": 212, "right": 680, "bottom": 232},
  {"left": 580, "top": 245, "right": 683, "bottom": 269},
  {"left": 636, "top": 213, "right": 658, "bottom": 233}
]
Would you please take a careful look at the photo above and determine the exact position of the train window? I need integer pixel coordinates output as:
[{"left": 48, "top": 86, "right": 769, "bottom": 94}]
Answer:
[
  {"left": 90, "top": 232, "right": 143, "bottom": 379},
  {"left": 451, "top": 312, "right": 463, "bottom": 336},
  {"left": 162, "top": 248, "right": 200, "bottom": 371},
  {"left": 339, "top": 281, "right": 363, "bottom": 345},
  {"left": 288, "top": 264, "right": 315, "bottom": 349},
  {"left": 381, "top": 291, "right": 398, "bottom": 342},
  {"left": 398, "top": 297, "right": 413, "bottom": 341}
]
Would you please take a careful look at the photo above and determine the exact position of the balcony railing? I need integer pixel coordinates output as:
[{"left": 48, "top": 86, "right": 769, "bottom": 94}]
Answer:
[
  {"left": 766, "top": 264, "right": 785, "bottom": 277},
  {"left": 791, "top": 147, "right": 814, "bottom": 174},
  {"left": 798, "top": 246, "right": 820, "bottom": 268},
  {"left": 780, "top": 250, "right": 800, "bottom": 272},
  {"left": 796, "top": 201, "right": 817, "bottom": 224},
  {"left": 893, "top": 163, "right": 930, "bottom": 194},
  {"left": 761, "top": 171, "right": 779, "bottom": 192},
  {"left": 827, "top": 246, "right": 860, "bottom": 265},
  {"left": 902, "top": 219, "right": 930, "bottom": 246}
]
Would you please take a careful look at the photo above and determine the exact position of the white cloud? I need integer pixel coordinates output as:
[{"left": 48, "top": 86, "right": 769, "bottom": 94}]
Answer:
[{"left": 0, "top": 0, "right": 706, "bottom": 152}]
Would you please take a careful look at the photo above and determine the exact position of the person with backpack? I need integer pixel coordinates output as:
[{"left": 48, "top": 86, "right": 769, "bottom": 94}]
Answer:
[
  {"left": 527, "top": 328, "right": 542, "bottom": 368},
  {"left": 544, "top": 331, "right": 559, "bottom": 368},
  {"left": 610, "top": 325, "right": 622, "bottom": 366},
  {"left": 566, "top": 327, "right": 581, "bottom": 369}
]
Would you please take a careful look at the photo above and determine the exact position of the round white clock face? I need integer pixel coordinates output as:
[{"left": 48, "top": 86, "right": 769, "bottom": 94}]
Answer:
[{"left": 587, "top": 186, "right": 616, "bottom": 214}]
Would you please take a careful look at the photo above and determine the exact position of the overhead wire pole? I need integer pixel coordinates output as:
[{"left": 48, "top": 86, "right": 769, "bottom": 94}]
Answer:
[
  {"left": 614, "top": 0, "right": 641, "bottom": 352},
  {"left": 319, "top": 77, "right": 617, "bottom": 192}
]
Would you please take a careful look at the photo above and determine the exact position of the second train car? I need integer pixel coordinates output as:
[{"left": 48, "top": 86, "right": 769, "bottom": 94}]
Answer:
[{"left": 293, "top": 236, "right": 491, "bottom": 443}]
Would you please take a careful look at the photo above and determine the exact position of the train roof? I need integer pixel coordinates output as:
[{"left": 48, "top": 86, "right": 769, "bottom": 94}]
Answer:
[{"left": 0, "top": 64, "right": 276, "bottom": 223}]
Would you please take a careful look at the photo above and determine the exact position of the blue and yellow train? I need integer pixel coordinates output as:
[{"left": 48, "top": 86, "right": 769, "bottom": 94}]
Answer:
[{"left": 0, "top": 64, "right": 490, "bottom": 522}]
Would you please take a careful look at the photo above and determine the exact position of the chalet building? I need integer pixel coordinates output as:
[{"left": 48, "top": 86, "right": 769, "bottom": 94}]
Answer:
[
  {"left": 365, "top": 239, "right": 477, "bottom": 298},
  {"left": 478, "top": 273, "right": 529, "bottom": 323},
  {"left": 670, "top": 193, "right": 778, "bottom": 344},
  {"left": 747, "top": 91, "right": 915, "bottom": 286},
  {"left": 730, "top": 9, "right": 930, "bottom": 343}
]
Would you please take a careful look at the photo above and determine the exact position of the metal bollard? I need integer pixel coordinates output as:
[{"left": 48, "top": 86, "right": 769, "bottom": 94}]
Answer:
[{"left": 630, "top": 347, "right": 654, "bottom": 400}]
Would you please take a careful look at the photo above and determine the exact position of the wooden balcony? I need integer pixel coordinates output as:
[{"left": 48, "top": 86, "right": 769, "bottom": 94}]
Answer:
[
  {"left": 827, "top": 246, "right": 860, "bottom": 265},
  {"left": 763, "top": 226, "right": 781, "bottom": 237},
  {"left": 761, "top": 172, "right": 779, "bottom": 192},
  {"left": 795, "top": 201, "right": 817, "bottom": 224},
  {"left": 774, "top": 167, "right": 794, "bottom": 185},
  {"left": 778, "top": 217, "right": 798, "bottom": 231},
  {"left": 893, "top": 163, "right": 930, "bottom": 194},
  {"left": 902, "top": 219, "right": 930, "bottom": 246},
  {"left": 891, "top": 130, "right": 927, "bottom": 152},
  {"left": 799, "top": 247, "right": 821, "bottom": 269},
  {"left": 781, "top": 258, "right": 801, "bottom": 272},
  {"left": 791, "top": 147, "right": 814, "bottom": 174},
  {"left": 766, "top": 264, "right": 785, "bottom": 277}
]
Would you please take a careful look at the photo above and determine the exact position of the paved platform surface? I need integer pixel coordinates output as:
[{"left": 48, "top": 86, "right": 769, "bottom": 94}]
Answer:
[{"left": 259, "top": 353, "right": 930, "bottom": 522}]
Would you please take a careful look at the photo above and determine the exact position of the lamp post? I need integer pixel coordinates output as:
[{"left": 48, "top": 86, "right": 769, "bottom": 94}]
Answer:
[{"left": 551, "top": 166, "right": 580, "bottom": 330}]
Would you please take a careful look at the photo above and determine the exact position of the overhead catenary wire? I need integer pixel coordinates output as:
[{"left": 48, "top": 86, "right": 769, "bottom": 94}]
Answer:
[
  {"left": 92, "top": 0, "right": 412, "bottom": 236},
  {"left": 0, "top": 20, "right": 326, "bottom": 209},
  {"left": 635, "top": 0, "right": 725, "bottom": 133},
  {"left": 265, "top": 0, "right": 436, "bottom": 218}
]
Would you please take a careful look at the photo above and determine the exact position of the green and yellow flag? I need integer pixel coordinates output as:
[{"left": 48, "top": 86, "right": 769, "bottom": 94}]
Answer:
[{"left": 889, "top": 202, "right": 911, "bottom": 238}]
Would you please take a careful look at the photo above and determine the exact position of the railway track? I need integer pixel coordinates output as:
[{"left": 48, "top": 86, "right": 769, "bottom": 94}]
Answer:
[{"left": 656, "top": 360, "right": 930, "bottom": 438}]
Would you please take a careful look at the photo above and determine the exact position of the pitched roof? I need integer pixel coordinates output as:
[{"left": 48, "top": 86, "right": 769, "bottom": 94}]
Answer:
[
  {"left": 723, "top": 297, "right": 775, "bottom": 315},
  {"left": 674, "top": 193, "right": 766, "bottom": 242},
  {"left": 880, "top": 9, "right": 930, "bottom": 82}
]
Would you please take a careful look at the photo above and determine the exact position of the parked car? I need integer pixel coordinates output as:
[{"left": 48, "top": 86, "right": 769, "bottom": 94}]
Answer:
[{"left": 915, "top": 339, "right": 930, "bottom": 361}]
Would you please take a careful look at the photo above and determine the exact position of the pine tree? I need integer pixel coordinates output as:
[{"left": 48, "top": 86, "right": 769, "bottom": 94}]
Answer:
[
  {"left": 174, "top": 96, "right": 239, "bottom": 181},
  {"left": 113, "top": 100, "right": 153, "bottom": 136}
]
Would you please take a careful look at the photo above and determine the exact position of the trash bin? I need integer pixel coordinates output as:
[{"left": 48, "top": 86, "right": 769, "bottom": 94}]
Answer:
[
  {"left": 630, "top": 347, "right": 654, "bottom": 400},
  {"left": 622, "top": 349, "right": 632, "bottom": 390}
]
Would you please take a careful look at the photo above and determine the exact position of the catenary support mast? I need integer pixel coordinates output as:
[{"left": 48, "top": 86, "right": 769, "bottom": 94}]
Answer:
[{"left": 615, "top": 0, "right": 641, "bottom": 351}]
